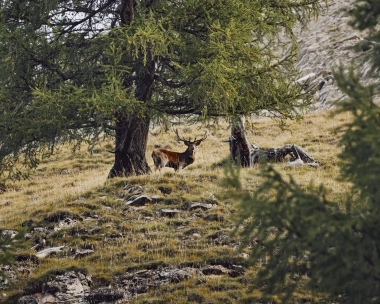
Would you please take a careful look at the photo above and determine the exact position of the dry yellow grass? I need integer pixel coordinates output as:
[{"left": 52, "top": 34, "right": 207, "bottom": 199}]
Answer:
[
  {"left": 0, "top": 109, "right": 350, "bottom": 227},
  {"left": 0, "top": 146, "right": 112, "bottom": 228},
  {"left": 0, "top": 108, "right": 353, "bottom": 303}
]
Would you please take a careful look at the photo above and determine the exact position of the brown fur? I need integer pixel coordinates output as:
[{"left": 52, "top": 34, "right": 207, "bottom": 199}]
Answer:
[{"left": 152, "top": 130, "right": 207, "bottom": 172}]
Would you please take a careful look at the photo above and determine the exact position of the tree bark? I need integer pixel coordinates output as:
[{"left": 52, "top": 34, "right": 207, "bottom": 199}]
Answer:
[
  {"left": 108, "top": 114, "right": 152, "bottom": 178},
  {"left": 230, "top": 117, "right": 252, "bottom": 167},
  {"left": 108, "top": 59, "right": 155, "bottom": 178}
]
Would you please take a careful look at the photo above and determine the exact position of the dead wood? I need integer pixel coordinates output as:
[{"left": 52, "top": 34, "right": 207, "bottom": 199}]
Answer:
[
  {"left": 229, "top": 118, "right": 252, "bottom": 167},
  {"left": 228, "top": 118, "right": 318, "bottom": 167},
  {"left": 251, "top": 144, "right": 317, "bottom": 165}
]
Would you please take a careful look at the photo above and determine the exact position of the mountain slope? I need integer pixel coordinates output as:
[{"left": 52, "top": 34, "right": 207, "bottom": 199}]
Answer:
[{"left": 295, "top": 0, "right": 378, "bottom": 108}]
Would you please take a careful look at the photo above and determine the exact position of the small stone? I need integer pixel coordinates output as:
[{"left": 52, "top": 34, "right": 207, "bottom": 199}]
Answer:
[
  {"left": 74, "top": 249, "right": 94, "bottom": 259},
  {"left": 151, "top": 195, "right": 163, "bottom": 203},
  {"left": 158, "top": 186, "right": 172, "bottom": 194},
  {"left": 188, "top": 202, "right": 213, "bottom": 211},
  {"left": 160, "top": 209, "right": 181, "bottom": 217},
  {"left": 201, "top": 265, "right": 229, "bottom": 276},
  {"left": 125, "top": 195, "right": 152, "bottom": 207}
]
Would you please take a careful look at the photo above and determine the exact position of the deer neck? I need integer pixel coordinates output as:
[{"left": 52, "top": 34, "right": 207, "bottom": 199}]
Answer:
[{"left": 183, "top": 148, "right": 195, "bottom": 164}]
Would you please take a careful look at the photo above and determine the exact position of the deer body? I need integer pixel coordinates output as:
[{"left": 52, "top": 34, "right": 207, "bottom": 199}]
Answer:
[
  {"left": 152, "top": 130, "right": 207, "bottom": 172},
  {"left": 152, "top": 148, "right": 195, "bottom": 171}
]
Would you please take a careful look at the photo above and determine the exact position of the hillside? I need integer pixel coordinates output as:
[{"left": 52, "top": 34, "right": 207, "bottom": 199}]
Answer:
[
  {"left": 0, "top": 108, "right": 353, "bottom": 303},
  {"left": 0, "top": 0, "right": 371, "bottom": 303},
  {"left": 295, "top": 0, "right": 379, "bottom": 108}
]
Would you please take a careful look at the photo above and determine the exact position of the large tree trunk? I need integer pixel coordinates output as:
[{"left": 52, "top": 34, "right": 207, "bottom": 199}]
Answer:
[
  {"left": 107, "top": 0, "right": 155, "bottom": 178},
  {"left": 107, "top": 54, "right": 155, "bottom": 178},
  {"left": 108, "top": 114, "right": 152, "bottom": 178}
]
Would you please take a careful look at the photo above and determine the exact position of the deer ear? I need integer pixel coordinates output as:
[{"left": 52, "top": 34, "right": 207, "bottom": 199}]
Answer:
[{"left": 195, "top": 141, "right": 201, "bottom": 146}]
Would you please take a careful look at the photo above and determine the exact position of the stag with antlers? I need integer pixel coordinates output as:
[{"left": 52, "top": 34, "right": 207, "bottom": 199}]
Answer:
[{"left": 151, "top": 129, "right": 207, "bottom": 172}]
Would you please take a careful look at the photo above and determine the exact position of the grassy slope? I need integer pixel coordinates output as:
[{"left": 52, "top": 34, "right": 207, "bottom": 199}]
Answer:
[{"left": 0, "top": 109, "right": 351, "bottom": 303}]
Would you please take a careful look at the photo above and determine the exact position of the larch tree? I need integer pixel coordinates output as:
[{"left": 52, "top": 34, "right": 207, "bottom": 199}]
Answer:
[
  {"left": 0, "top": 0, "right": 323, "bottom": 179},
  {"left": 233, "top": 0, "right": 380, "bottom": 302}
]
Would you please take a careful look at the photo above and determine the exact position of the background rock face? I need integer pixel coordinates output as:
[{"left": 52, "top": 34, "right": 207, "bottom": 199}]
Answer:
[
  {"left": 295, "top": 0, "right": 378, "bottom": 109},
  {"left": 17, "top": 271, "right": 92, "bottom": 304}
]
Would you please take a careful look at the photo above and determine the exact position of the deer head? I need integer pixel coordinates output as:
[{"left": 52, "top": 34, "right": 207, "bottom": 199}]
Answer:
[{"left": 174, "top": 129, "right": 207, "bottom": 151}]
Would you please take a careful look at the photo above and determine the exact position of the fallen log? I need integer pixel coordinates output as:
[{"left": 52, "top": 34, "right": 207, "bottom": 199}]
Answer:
[{"left": 251, "top": 144, "right": 319, "bottom": 166}]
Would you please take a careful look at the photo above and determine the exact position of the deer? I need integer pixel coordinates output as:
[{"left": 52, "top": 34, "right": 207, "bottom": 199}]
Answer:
[{"left": 151, "top": 129, "right": 207, "bottom": 172}]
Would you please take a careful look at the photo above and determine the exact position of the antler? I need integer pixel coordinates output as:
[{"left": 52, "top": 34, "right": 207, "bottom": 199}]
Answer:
[
  {"left": 194, "top": 131, "right": 207, "bottom": 144},
  {"left": 174, "top": 129, "right": 207, "bottom": 145},
  {"left": 174, "top": 129, "right": 190, "bottom": 144}
]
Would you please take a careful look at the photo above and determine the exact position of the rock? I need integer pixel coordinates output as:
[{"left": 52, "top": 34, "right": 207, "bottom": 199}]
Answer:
[
  {"left": 201, "top": 265, "right": 229, "bottom": 276},
  {"left": 125, "top": 195, "right": 152, "bottom": 207},
  {"left": 59, "top": 169, "right": 72, "bottom": 175},
  {"left": 114, "top": 267, "right": 193, "bottom": 297},
  {"left": 293, "top": 0, "right": 380, "bottom": 109},
  {"left": 159, "top": 209, "right": 181, "bottom": 217},
  {"left": 16, "top": 271, "right": 92, "bottom": 304},
  {"left": 81, "top": 211, "right": 100, "bottom": 219},
  {"left": 0, "top": 184, "right": 7, "bottom": 194},
  {"left": 296, "top": 72, "right": 317, "bottom": 85},
  {"left": 35, "top": 246, "right": 65, "bottom": 259},
  {"left": 151, "top": 195, "right": 163, "bottom": 203},
  {"left": 17, "top": 295, "right": 39, "bottom": 304},
  {"left": 44, "top": 211, "right": 82, "bottom": 223},
  {"left": 207, "top": 232, "right": 231, "bottom": 245},
  {"left": 228, "top": 265, "right": 246, "bottom": 278},
  {"left": 158, "top": 186, "right": 172, "bottom": 194},
  {"left": 188, "top": 202, "right": 213, "bottom": 211},
  {"left": 1, "top": 230, "right": 18, "bottom": 239},
  {"left": 33, "top": 227, "right": 49, "bottom": 233},
  {"left": 204, "top": 214, "right": 225, "bottom": 222},
  {"left": 85, "top": 288, "right": 124, "bottom": 303},
  {"left": 54, "top": 217, "right": 79, "bottom": 231},
  {"left": 89, "top": 227, "right": 101, "bottom": 234},
  {"left": 184, "top": 228, "right": 199, "bottom": 236},
  {"left": 74, "top": 249, "right": 94, "bottom": 259},
  {"left": 123, "top": 185, "right": 145, "bottom": 195},
  {"left": 188, "top": 293, "right": 205, "bottom": 303}
]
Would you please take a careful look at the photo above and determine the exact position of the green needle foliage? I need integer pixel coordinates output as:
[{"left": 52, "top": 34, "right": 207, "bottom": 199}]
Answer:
[
  {"left": 234, "top": 1, "right": 380, "bottom": 302},
  {"left": 0, "top": 0, "right": 324, "bottom": 179}
]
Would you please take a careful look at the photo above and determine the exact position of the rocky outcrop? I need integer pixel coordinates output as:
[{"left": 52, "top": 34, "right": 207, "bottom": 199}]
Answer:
[
  {"left": 295, "top": 0, "right": 380, "bottom": 109},
  {"left": 11, "top": 265, "right": 245, "bottom": 303},
  {"left": 17, "top": 271, "right": 91, "bottom": 304},
  {"left": 1, "top": 183, "right": 242, "bottom": 304}
]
